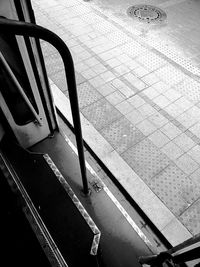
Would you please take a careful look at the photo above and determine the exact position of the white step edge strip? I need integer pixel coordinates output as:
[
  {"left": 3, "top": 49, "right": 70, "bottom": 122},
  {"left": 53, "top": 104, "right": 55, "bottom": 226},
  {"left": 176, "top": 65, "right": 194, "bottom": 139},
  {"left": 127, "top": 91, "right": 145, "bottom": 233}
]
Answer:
[{"left": 50, "top": 80, "right": 192, "bottom": 247}]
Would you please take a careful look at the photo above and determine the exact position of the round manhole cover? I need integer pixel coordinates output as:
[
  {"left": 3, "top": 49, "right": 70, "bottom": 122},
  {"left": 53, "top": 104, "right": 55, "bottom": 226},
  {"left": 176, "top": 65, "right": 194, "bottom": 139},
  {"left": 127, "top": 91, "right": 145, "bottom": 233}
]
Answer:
[{"left": 127, "top": 5, "right": 167, "bottom": 23}]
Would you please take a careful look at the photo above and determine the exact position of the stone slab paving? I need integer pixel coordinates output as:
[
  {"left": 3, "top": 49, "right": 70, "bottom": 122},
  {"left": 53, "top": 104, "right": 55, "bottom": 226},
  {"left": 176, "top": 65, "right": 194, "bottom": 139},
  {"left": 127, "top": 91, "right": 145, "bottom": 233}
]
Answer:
[{"left": 32, "top": 0, "right": 200, "bottom": 245}]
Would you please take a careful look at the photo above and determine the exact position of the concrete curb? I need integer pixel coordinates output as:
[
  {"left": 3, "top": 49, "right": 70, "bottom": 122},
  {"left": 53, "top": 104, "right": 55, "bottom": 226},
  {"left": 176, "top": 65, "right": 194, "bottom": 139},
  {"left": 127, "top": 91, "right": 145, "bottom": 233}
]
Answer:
[{"left": 50, "top": 80, "right": 192, "bottom": 246}]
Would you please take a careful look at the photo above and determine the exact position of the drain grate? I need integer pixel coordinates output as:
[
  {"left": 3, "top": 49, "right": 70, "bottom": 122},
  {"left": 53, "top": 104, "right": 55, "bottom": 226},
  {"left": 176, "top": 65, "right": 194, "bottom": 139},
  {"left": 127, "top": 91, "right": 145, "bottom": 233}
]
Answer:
[{"left": 127, "top": 5, "right": 167, "bottom": 23}]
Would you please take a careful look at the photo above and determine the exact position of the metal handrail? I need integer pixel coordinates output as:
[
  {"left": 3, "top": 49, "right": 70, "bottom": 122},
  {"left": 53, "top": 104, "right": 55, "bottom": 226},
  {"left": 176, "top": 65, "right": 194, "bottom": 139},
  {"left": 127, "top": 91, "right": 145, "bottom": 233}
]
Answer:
[
  {"left": 139, "top": 233, "right": 200, "bottom": 266},
  {"left": 0, "top": 17, "right": 89, "bottom": 194}
]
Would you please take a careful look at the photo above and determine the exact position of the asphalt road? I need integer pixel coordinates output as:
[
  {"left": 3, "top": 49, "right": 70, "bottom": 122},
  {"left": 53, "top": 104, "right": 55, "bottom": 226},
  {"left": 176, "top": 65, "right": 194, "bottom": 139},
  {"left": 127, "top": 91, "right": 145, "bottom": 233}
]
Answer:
[{"left": 90, "top": 0, "right": 200, "bottom": 68}]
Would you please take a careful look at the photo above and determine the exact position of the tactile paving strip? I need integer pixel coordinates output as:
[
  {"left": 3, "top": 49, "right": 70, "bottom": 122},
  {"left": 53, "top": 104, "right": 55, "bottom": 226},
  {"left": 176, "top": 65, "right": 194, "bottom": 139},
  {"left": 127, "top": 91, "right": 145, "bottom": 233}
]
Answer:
[
  {"left": 146, "top": 38, "right": 200, "bottom": 77},
  {"left": 44, "top": 53, "right": 64, "bottom": 76},
  {"left": 81, "top": 13, "right": 105, "bottom": 25},
  {"left": 89, "top": 0, "right": 200, "bottom": 77},
  {"left": 135, "top": 51, "right": 167, "bottom": 71},
  {"left": 75, "top": 72, "right": 86, "bottom": 85},
  {"left": 50, "top": 71, "right": 86, "bottom": 97},
  {"left": 180, "top": 198, "right": 200, "bottom": 235},
  {"left": 121, "top": 42, "right": 149, "bottom": 58},
  {"left": 92, "top": 21, "right": 118, "bottom": 34},
  {"left": 50, "top": 70, "right": 68, "bottom": 94},
  {"left": 106, "top": 32, "right": 133, "bottom": 45},
  {"left": 40, "top": 41, "right": 58, "bottom": 57},
  {"left": 148, "top": 164, "right": 200, "bottom": 216},
  {"left": 100, "top": 117, "right": 145, "bottom": 154},
  {"left": 154, "top": 64, "right": 186, "bottom": 86},
  {"left": 59, "top": 0, "right": 79, "bottom": 8},
  {"left": 66, "top": 4, "right": 91, "bottom": 16},
  {"left": 121, "top": 138, "right": 171, "bottom": 182},
  {"left": 77, "top": 82, "right": 102, "bottom": 109},
  {"left": 175, "top": 78, "right": 200, "bottom": 103},
  {"left": 81, "top": 98, "right": 122, "bottom": 130}
]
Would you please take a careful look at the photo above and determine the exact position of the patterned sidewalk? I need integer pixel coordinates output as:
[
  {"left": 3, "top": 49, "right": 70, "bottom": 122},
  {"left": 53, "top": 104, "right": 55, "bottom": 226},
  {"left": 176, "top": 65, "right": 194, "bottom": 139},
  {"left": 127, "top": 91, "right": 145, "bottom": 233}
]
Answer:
[{"left": 32, "top": 0, "right": 200, "bottom": 246}]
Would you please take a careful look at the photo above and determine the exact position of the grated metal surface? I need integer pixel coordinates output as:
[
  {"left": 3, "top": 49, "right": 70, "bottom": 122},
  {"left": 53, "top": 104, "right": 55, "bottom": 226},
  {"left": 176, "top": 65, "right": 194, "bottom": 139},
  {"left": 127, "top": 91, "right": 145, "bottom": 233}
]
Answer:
[
  {"left": 77, "top": 82, "right": 102, "bottom": 109},
  {"left": 121, "top": 138, "right": 171, "bottom": 181},
  {"left": 149, "top": 164, "right": 200, "bottom": 216},
  {"left": 81, "top": 98, "right": 122, "bottom": 130},
  {"left": 180, "top": 198, "right": 200, "bottom": 235},
  {"left": 100, "top": 117, "right": 145, "bottom": 154}
]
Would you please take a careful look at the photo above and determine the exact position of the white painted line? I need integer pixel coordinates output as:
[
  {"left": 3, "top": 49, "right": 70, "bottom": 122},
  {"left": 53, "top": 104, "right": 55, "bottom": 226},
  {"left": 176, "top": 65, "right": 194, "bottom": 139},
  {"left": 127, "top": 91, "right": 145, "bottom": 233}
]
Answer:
[
  {"left": 44, "top": 154, "right": 101, "bottom": 256},
  {"left": 61, "top": 129, "right": 155, "bottom": 252},
  {"left": 50, "top": 80, "right": 192, "bottom": 246}
]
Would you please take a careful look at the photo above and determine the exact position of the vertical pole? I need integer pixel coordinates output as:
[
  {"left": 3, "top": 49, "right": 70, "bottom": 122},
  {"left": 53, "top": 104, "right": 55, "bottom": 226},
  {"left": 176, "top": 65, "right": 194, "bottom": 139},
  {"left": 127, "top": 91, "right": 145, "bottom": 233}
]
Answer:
[
  {"left": 68, "top": 86, "right": 89, "bottom": 195},
  {"left": 60, "top": 40, "right": 89, "bottom": 195},
  {"left": 0, "top": 18, "right": 90, "bottom": 195}
]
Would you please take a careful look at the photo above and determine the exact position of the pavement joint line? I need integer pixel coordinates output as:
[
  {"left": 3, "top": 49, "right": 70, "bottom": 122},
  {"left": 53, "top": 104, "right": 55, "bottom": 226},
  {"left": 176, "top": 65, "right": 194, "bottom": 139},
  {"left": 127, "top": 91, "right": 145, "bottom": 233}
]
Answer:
[
  {"left": 36, "top": 3, "right": 200, "bottom": 147},
  {"left": 33, "top": 0, "right": 200, "bottom": 240},
  {"left": 46, "top": 23, "right": 200, "bottom": 145},
  {"left": 82, "top": 0, "right": 200, "bottom": 80},
  {"left": 40, "top": 4, "right": 200, "bottom": 149},
  {"left": 37, "top": 0, "right": 200, "bottom": 82},
  {"left": 50, "top": 79, "right": 192, "bottom": 246},
  {"left": 139, "top": 91, "right": 200, "bottom": 145},
  {"left": 60, "top": 129, "right": 156, "bottom": 253}
]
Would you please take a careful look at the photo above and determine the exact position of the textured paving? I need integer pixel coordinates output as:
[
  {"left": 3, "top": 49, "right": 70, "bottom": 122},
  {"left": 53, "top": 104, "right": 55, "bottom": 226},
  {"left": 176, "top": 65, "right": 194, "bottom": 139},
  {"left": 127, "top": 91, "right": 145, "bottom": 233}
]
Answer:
[
  {"left": 100, "top": 117, "right": 145, "bottom": 154},
  {"left": 32, "top": 0, "right": 200, "bottom": 242},
  {"left": 93, "top": 0, "right": 200, "bottom": 72}
]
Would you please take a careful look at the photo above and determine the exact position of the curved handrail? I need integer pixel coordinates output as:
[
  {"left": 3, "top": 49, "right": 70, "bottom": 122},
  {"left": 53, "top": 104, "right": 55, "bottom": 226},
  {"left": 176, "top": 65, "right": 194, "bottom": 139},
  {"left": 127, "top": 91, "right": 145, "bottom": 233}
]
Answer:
[{"left": 0, "top": 17, "right": 89, "bottom": 194}]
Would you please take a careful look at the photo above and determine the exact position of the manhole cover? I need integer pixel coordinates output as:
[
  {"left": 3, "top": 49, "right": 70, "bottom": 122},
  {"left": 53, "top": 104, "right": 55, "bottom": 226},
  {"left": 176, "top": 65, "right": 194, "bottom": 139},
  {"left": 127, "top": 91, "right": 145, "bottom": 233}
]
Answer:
[{"left": 127, "top": 5, "right": 167, "bottom": 23}]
